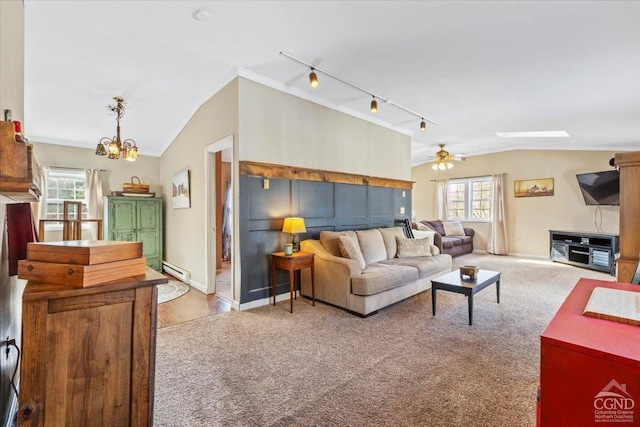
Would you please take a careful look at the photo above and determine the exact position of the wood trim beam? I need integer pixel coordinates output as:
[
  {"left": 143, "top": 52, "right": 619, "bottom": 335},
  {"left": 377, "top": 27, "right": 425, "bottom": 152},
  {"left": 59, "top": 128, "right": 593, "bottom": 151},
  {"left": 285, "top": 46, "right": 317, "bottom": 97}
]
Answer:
[{"left": 239, "top": 161, "right": 413, "bottom": 190}]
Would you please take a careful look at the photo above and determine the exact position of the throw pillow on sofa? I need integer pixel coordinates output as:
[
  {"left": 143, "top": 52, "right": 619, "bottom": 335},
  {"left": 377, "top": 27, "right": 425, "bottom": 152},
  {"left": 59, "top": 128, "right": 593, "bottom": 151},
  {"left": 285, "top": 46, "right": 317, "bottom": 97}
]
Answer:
[
  {"left": 338, "top": 235, "right": 366, "bottom": 269},
  {"left": 396, "top": 236, "right": 432, "bottom": 258},
  {"left": 443, "top": 221, "right": 465, "bottom": 236},
  {"left": 378, "top": 227, "right": 405, "bottom": 259},
  {"left": 320, "top": 230, "right": 358, "bottom": 257},
  {"left": 356, "top": 229, "right": 388, "bottom": 264},
  {"left": 423, "top": 220, "right": 446, "bottom": 236}
]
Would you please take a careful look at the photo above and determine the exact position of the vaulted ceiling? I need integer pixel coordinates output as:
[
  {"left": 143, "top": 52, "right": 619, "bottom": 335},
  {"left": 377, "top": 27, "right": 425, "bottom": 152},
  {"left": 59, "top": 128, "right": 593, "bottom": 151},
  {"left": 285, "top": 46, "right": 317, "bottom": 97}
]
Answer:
[{"left": 24, "top": 1, "right": 640, "bottom": 165}]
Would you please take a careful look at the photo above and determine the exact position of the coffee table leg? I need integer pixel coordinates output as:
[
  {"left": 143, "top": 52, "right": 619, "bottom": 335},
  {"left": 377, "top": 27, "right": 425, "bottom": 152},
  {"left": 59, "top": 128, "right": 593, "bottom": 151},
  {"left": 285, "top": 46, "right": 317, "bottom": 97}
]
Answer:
[
  {"left": 496, "top": 279, "right": 500, "bottom": 304},
  {"left": 431, "top": 285, "right": 436, "bottom": 316},
  {"left": 468, "top": 292, "right": 473, "bottom": 325}
]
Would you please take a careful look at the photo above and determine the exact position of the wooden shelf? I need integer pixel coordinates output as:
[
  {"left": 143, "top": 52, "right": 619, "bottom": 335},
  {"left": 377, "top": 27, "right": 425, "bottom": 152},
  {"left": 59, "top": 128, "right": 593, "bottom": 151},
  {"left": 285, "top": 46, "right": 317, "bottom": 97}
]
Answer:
[{"left": 0, "top": 121, "right": 41, "bottom": 201}]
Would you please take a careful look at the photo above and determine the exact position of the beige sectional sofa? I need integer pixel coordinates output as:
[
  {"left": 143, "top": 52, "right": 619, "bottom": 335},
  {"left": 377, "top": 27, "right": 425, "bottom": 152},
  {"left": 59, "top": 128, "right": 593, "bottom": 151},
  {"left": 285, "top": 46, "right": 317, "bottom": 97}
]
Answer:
[{"left": 300, "top": 227, "right": 452, "bottom": 316}]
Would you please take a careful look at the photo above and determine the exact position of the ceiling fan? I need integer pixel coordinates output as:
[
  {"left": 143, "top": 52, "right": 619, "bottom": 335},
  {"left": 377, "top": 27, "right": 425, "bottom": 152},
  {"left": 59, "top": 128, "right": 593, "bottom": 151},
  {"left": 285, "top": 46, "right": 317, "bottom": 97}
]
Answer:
[{"left": 429, "top": 144, "right": 466, "bottom": 170}]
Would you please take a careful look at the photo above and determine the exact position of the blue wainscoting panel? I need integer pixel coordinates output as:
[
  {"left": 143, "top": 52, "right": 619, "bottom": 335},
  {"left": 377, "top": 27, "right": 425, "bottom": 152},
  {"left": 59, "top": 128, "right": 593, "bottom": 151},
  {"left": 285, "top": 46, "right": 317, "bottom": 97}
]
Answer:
[{"left": 239, "top": 175, "right": 412, "bottom": 304}]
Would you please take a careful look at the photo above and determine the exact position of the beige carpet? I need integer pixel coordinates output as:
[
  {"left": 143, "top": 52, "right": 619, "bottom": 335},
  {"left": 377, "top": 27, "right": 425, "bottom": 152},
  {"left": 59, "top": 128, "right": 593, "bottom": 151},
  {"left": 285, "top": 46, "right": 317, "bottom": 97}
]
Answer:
[{"left": 154, "top": 253, "right": 614, "bottom": 426}]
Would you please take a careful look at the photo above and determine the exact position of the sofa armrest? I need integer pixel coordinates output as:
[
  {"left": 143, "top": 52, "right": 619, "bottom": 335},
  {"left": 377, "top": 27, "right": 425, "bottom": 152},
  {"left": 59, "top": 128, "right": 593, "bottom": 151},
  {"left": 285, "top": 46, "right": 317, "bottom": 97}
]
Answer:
[
  {"left": 300, "top": 239, "right": 362, "bottom": 309},
  {"left": 300, "top": 239, "right": 362, "bottom": 277},
  {"left": 463, "top": 228, "right": 475, "bottom": 238},
  {"left": 432, "top": 232, "right": 443, "bottom": 250}
]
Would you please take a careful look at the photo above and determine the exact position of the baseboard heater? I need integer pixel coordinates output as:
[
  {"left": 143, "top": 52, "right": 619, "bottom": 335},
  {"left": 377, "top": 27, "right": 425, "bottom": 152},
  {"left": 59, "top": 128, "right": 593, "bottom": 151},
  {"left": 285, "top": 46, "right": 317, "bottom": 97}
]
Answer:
[{"left": 162, "top": 261, "right": 191, "bottom": 284}]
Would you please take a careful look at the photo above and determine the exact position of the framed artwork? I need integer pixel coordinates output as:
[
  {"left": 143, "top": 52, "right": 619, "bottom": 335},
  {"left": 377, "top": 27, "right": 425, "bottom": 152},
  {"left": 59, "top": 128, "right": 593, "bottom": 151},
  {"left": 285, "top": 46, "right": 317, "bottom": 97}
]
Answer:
[
  {"left": 172, "top": 169, "right": 191, "bottom": 208},
  {"left": 514, "top": 178, "right": 554, "bottom": 198}
]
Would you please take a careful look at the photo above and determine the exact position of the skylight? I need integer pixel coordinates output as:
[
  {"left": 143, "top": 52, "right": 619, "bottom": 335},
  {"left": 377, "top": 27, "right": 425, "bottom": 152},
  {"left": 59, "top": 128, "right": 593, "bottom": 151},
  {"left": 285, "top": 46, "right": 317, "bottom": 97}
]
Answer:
[{"left": 495, "top": 131, "right": 570, "bottom": 138}]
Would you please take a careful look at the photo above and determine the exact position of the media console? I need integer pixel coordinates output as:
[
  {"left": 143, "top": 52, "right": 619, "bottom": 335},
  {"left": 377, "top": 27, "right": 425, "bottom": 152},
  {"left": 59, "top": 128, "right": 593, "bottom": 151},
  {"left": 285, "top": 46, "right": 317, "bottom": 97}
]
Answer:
[{"left": 549, "top": 230, "right": 619, "bottom": 276}]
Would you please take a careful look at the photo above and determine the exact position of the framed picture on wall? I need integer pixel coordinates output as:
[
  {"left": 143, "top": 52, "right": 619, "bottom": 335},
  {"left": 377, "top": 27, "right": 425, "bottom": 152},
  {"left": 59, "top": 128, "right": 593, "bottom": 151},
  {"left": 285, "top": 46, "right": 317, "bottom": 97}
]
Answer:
[
  {"left": 514, "top": 178, "right": 554, "bottom": 198},
  {"left": 172, "top": 169, "right": 191, "bottom": 208}
]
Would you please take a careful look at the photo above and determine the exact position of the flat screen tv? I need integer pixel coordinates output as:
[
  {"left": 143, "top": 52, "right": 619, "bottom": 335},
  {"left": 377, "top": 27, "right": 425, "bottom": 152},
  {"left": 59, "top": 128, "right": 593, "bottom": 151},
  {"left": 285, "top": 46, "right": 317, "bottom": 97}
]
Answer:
[{"left": 576, "top": 170, "right": 620, "bottom": 206}]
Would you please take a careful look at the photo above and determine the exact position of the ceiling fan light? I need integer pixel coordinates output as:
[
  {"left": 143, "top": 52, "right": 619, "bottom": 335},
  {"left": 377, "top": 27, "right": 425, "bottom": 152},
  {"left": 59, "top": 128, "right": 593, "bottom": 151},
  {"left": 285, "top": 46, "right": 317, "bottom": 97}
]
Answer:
[
  {"left": 370, "top": 98, "right": 377, "bottom": 113},
  {"left": 447, "top": 162, "right": 454, "bottom": 169},
  {"left": 420, "top": 120, "right": 426, "bottom": 132},
  {"left": 309, "top": 69, "right": 319, "bottom": 88}
]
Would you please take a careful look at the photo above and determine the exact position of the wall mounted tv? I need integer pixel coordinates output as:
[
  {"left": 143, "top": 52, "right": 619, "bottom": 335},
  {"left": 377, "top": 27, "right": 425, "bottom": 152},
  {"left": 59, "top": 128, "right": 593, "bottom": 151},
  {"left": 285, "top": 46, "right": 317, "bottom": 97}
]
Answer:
[{"left": 575, "top": 170, "right": 620, "bottom": 206}]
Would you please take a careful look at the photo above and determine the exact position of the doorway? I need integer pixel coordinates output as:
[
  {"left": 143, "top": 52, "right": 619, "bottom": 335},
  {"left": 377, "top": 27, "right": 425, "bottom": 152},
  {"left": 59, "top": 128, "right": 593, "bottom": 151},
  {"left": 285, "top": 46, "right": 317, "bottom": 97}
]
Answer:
[{"left": 205, "top": 135, "right": 237, "bottom": 306}]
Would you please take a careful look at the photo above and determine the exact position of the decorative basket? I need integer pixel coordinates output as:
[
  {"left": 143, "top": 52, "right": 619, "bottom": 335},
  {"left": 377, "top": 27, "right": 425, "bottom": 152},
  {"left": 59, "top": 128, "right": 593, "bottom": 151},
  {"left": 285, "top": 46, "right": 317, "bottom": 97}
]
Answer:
[{"left": 122, "top": 176, "right": 149, "bottom": 194}]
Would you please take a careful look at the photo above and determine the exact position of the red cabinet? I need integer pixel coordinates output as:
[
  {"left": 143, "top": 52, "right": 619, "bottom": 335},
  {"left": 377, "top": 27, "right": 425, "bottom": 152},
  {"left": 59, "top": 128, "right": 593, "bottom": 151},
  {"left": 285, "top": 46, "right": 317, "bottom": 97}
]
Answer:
[{"left": 538, "top": 278, "right": 640, "bottom": 426}]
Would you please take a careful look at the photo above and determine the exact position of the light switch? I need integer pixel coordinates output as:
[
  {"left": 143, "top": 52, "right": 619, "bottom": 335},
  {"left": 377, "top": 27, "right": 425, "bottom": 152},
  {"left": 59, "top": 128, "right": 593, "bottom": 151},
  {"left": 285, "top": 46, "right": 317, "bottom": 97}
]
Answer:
[
  {"left": 400, "top": 207, "right": 405, "bottom": 214},
  {"left": 263, "top": 178, "right": 269, "bottom": 189},
  {"left": 402, "top": 191, "right": 406, "bottom": 197}
]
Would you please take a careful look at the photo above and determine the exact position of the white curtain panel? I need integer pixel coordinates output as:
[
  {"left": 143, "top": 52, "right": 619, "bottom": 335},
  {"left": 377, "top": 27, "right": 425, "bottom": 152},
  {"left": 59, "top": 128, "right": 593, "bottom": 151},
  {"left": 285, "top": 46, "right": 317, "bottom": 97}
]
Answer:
[
  {"left": 487, "top": 173, "right": 508, "bottom": 254},
  {"left": 86, "top": 169, "right": 104, "bottom": 239},
  {"left": 34, "top": 165, "right": 50, "bottom": 230},
  {"left": 435, "top": 179, "right": 448, "bottom": 220}
]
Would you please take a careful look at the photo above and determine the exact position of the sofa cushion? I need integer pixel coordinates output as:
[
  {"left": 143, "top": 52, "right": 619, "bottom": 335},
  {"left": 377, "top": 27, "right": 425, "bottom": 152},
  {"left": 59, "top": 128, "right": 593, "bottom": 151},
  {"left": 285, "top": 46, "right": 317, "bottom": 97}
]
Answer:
[
  {"left": 430, "top": 244, "right": 441, "bottom": 256},
  {"left": 351, "top": 264, "right": 419, "bottom": 296},
  {"left": 443, "top": 221, "right": 465, "bottom": 236},
  {"left": 424, "top": 220, "right": 446, "bottom": 236},
  {"left": 320, "top": 230, "right": 357, "bottom": 257},
  {"left": 441, "top": 238, "right": 456, "bottom": 249},
  {"left": 378, "top": 227, "right": 405, "bottom": 259},
  {"left": 338, "top": 235, "right": 366, "bottom": 270},
  {"left": 380, "top": 254, "right": 452, "bottom": 279},
  {"left": 396, "top": 236, "right": 432, "bottom": 258},
  {"left": 356, "top": 229, "right": 387, "bottom": 264}
]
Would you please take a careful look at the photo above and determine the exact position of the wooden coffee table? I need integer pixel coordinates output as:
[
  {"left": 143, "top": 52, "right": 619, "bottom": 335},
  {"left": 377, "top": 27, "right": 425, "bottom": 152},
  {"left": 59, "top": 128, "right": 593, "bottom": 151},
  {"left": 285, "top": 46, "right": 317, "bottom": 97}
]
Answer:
[{"left": 431, "top": 269, "right": 500, "bottom": 325}]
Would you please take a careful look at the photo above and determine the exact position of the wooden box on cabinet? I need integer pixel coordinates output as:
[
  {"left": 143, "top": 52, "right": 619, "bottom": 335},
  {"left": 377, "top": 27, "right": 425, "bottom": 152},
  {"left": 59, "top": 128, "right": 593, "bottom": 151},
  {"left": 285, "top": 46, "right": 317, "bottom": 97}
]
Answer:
[
  {"left": 103, "top": 196, "right": 163, "bottom": 272},
  {"left": 0, "top": 121, "right": 41, "bottom": 201},
  {"left": 538, "top": 278, "right": 640, "bottom": 426},
  {"left": 18, "top": 268, "right": 167, "bottom": 426}
]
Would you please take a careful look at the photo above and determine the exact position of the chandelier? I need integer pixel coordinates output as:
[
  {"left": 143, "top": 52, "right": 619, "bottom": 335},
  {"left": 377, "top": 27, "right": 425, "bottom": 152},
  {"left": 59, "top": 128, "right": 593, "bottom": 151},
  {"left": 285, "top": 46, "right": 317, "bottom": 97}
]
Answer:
[{"left": 95, "top": 97, "right": 139, "bottom": 161}]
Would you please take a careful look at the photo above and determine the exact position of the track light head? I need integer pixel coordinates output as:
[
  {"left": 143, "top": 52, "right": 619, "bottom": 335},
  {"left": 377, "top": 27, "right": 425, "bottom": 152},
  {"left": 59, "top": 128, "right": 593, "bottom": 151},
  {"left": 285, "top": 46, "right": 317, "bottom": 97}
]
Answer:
[
  {"left": 370, "top": 97, "right": 377, "bottom": 114},
  {"left": 309, "top": 68, "right": 319, "bottom": 89},
  {"left": 420, "top": 120, "right": 426, "bottom": 132}
]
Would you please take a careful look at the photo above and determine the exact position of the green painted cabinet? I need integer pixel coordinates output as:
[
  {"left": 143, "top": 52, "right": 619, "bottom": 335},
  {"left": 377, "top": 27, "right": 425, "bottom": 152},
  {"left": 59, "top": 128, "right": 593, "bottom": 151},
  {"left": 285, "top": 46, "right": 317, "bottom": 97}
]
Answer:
[{"left": 103, "top": 196, "right": 163, "bottom": 271}]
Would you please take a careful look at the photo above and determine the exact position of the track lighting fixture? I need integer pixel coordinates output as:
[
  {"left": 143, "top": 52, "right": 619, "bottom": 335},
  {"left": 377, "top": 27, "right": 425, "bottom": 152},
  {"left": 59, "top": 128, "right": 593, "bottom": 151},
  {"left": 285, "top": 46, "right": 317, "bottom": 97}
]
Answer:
[
  {"left": 370, "top": 97, "right": 378, "bottom": 114},
  {"left": 309, "top": 68, "right": 319, "bottom": 89},
  {"left": 280, "top": 51, "right": 436, "bottom": 133}
]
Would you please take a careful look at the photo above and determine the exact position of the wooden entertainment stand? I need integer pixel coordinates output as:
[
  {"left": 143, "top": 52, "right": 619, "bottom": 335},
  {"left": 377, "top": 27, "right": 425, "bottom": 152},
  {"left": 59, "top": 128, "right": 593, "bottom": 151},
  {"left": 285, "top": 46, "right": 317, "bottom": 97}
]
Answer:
[{"left": 549, "top": 230, "right": 619, "bottom": 276}]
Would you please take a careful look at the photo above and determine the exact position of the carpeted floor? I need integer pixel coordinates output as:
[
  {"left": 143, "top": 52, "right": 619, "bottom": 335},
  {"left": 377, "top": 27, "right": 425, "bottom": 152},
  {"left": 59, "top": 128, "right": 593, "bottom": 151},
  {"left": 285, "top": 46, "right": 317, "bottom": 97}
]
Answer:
[{"left": 154, "top": 253, "right": 614, "bottom": 426}]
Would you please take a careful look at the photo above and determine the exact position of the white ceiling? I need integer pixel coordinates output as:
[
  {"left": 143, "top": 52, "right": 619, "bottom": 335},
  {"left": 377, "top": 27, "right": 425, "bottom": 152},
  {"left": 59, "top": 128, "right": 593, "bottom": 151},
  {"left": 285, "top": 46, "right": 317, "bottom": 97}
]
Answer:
[{"left": 23, "top": 1, "right": 640, "bottom": 166}]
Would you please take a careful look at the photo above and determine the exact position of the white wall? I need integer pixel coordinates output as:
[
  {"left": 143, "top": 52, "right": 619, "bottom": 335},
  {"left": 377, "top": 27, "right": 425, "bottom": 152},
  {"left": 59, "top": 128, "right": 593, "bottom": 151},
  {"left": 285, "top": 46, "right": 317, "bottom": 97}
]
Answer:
[
  {"left": 160, "top": 79, "right": 239, "bottom": 291},
  {"left": 238, "top": 78, "right": 412, "bottom": 180},
  {"left": 32, "top": 142, "right": 162, "bottom": 195},
  {"left": 412, "top": 149, "right": 620, "bottom": 257}
]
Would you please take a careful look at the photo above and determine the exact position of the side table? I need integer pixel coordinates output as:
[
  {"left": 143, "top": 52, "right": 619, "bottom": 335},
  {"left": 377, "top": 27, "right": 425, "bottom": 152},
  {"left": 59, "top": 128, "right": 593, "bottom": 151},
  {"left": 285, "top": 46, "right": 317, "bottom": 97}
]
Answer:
[{"left": 271, "top": 251, "right": 315, "bottom": 313}]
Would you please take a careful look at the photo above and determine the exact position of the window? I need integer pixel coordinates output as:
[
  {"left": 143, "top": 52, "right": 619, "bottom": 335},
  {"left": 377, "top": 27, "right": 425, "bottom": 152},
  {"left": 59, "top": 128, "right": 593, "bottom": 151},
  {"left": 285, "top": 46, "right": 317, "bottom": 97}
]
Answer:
[
  {"left": 447, "top": 177, "right": 492, "bottom": 221},
  {"left": 45, "top": 169, "right": 88, "bottom": 220}
]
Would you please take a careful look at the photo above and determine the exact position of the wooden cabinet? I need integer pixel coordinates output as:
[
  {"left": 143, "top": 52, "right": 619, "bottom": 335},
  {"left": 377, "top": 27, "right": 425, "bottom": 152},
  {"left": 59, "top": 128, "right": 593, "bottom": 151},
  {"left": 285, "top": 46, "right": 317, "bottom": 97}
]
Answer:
[
  {"left": 18, "top": 268, "right": 167, "bottom": 427},
  {"left": 103, "top": 196, "right": 163, "bottom": 271},
  {"left": 0, "top": 121, "right": 41, "bottom": 201},
  {"left": 615, "top": 151, "right": 640, "bottom": 283},
  {"left": 538, "top": 278, "right": 640, "bottom": 426}
]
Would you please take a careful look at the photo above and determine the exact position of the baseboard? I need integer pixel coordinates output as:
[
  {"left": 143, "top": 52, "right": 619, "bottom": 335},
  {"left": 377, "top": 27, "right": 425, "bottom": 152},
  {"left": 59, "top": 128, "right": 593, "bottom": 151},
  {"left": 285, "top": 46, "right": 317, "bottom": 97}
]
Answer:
[
  {"left": 188, "top": 279, "right": 206, "bottom": 294},
  {"left": 239, "top": 291, "right": 298, "bottom": 311},
  {"left": 507, "top": 252, "right": 549, "bottom": 260}
]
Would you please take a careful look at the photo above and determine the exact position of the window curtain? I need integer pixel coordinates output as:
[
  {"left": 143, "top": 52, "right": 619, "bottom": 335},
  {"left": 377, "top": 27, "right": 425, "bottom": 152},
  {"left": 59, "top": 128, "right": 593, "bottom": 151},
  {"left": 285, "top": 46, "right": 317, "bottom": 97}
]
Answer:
[
  {"left": 435, "top": 179, "right": 448, "bottom": 220},
  {"left": 487, "top": 173, "right": 508, "bottom": 255},
  {"left": 85, "top": 169, "right": 104, "bottom": 239},
  {"left": 34, "top": 165, "right": 50, "bottom": 238}
]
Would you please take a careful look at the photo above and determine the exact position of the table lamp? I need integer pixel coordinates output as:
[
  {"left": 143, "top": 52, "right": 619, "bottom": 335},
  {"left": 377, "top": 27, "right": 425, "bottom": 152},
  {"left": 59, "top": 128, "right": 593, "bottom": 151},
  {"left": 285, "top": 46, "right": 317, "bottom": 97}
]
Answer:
[{"left": 282, "top": 217, "right": 306, "bottom": 252}]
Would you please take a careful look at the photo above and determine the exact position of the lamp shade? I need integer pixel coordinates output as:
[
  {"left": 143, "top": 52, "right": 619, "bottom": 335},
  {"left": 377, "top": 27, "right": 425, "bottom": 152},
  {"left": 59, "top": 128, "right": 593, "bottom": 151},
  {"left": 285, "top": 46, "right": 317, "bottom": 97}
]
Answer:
[{"left": 282, "top": 217, "right": 306, "bottom": 234}]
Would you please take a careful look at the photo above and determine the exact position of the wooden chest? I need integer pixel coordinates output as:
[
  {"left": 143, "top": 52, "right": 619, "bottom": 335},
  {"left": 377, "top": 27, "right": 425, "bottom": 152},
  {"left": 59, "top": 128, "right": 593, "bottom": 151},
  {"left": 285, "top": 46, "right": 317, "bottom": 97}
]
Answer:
[{"left": 17, "top": 240, "right": 146, "bottom": 287}]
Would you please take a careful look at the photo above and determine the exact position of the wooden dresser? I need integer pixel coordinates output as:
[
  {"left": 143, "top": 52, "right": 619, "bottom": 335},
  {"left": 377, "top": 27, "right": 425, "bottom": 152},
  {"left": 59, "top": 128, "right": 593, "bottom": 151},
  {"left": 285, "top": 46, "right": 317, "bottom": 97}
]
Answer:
[{"left": 18, "top": 262, "right": 166, "bottom": 426}]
